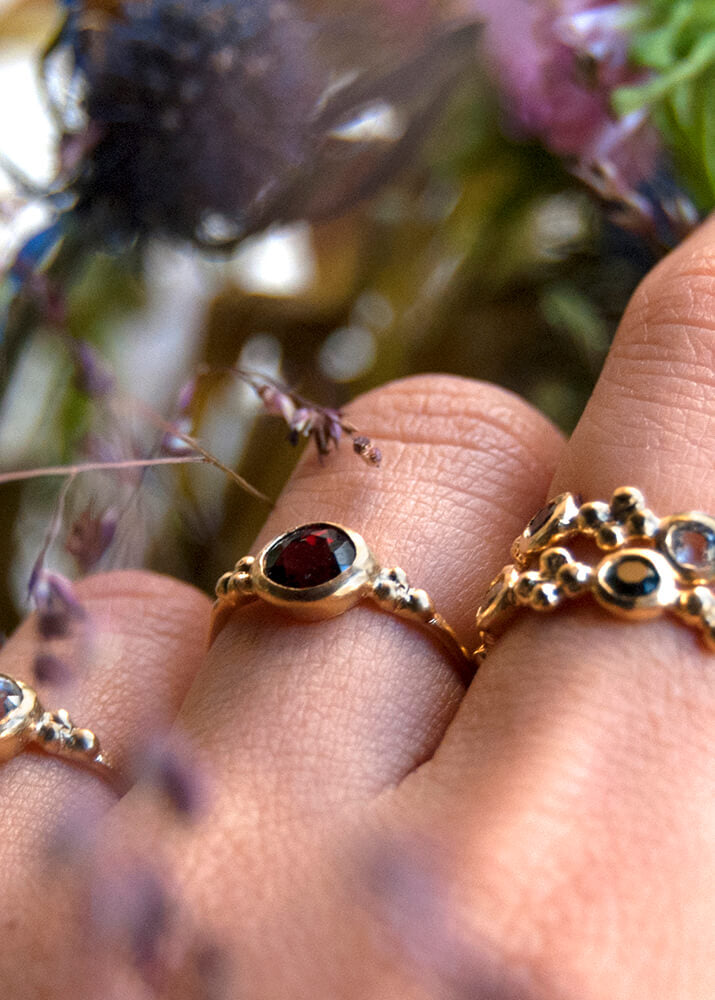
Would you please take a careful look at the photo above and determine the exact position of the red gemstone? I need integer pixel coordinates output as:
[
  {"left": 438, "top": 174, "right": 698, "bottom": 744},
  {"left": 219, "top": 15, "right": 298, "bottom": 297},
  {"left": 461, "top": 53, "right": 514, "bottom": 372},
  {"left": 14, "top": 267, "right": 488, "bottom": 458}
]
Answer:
[{"left": 264, "top": 524, "right": 356, "bottom": 588}]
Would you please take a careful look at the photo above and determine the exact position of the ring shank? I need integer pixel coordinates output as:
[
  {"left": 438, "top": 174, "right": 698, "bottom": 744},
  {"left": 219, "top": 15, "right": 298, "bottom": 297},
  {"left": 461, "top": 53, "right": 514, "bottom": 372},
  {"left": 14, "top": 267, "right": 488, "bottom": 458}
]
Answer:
[{"left": 209, "top": 523, "right": 477, "bottom": 682}]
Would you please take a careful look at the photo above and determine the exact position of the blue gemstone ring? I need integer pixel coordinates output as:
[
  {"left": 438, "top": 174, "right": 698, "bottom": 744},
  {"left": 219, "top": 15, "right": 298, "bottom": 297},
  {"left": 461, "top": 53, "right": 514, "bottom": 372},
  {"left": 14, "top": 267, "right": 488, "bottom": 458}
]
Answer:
[
  {"left": 476, "top": 487, "right": 715, "bottom": 659},
  {"left": 0, "top": 673, "right": 124, "bottom": 793},
  {"left": 210, "top": 522, "right": 476, "bottom": 681}
]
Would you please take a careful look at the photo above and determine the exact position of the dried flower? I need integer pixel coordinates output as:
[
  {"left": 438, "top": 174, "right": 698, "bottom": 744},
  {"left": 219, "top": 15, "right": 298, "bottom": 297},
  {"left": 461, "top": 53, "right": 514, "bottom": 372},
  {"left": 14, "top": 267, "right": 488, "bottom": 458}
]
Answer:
[
  {"left": 61, "top": 0, "right": 318, "bottom": 245},
  {"left": 65, "top": 503, "right": 119, "bottom": 573},
  {"left": 133, "top": 732, "right": 208, "bottom": 821},
  {"left": 89, "top": 854, "right": 170, "bottom": 974},
  {"left": 353, "top": 435, "right": 382, "bottom": 467},
  {"left": 33, "top": 651, "right": 74, "bottom": 686},
  {"left": 242, "top": 371, "right": 382, "bottom": 465},
  {"left": 29, "top": 569, "right": 86, "bottom": 639},
  {"left": 20, "top": 0, "right": 480, "bottom": 248},
  {"left": 256, "top": 382, "right": 298, "bottom": 425},
  {"left": 69, "top": 339, "right": 116, "bottom": 398},
  {"left": 287, "top": 405, "right": 343, "bottom": 454},
  {"left": 366, "top": 836, "right": 535, "bottom": 999},
  {"left": 160, "top": 416, "right": 198, "bottom": 457},
  {"left": 47, "top": 799, "right": 229, "bottom": 997}
]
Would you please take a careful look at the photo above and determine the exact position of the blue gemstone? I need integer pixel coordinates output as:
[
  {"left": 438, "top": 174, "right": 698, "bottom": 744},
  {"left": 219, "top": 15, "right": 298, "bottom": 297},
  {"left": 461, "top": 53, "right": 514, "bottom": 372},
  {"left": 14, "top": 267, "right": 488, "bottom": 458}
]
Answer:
[
  {"left": 0, "top": 675, "right": 21, "bottom": 721},
  {"left": 604, "top": 555, "right": 660, "bottom": 598},
  {"left": 668, "top": 522, "right": 715, "bottom": 573}
]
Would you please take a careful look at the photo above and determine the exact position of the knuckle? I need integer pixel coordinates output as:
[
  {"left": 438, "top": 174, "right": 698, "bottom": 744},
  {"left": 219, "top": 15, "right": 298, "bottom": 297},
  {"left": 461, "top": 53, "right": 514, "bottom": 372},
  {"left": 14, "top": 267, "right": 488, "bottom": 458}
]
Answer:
[{"left": 622, "top": 241, "right": 715, "bottom": 370}]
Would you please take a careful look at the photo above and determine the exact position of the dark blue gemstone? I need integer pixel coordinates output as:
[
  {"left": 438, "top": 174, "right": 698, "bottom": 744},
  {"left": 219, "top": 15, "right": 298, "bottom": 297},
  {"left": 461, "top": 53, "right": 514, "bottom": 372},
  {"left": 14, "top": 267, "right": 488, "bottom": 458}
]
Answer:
[{"left": 604, "top": 555, "right": 660, "bottom": 598}]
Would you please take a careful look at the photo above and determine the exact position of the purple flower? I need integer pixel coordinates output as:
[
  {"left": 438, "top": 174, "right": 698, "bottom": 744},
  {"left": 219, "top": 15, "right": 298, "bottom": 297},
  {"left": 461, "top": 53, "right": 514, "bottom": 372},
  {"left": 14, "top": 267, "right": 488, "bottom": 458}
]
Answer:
[
  {"left": 353, "top": 435, "right": 382, "bottom": 467},
  {"left": 460, "top": 0, "right": 688, "bottom": 233},
  {"left": 132, "top": 731, "right": 208, "bottom": 821},
  {"left": 65, "top": 503, "right": 119, "bottom": 573},
  {"left": 70, "top": 340, "right": 116, "bottom": 398},
  {"left": 33, "top": 651, "right": 74, "bottom": 686},
  {"left": 29, "top": 569, "right": 85, "bottom": 639},
  {"left": 89, "top": 855, "right": 169, "bottom": 973},
  {"left": 288, "top": 405, "right": 343, "bottom": 456},
  {"left": 366, "top": 836, "right": 536, "bottom": 998},
  {"left": 256, "top": 382, "right": 297, "bottom": 424},
  {"left": 476, "top": 1, "right": 653, "bottom": 161},
  {"left": 245, "top": 372, "right": 381, "bottom": 465}
]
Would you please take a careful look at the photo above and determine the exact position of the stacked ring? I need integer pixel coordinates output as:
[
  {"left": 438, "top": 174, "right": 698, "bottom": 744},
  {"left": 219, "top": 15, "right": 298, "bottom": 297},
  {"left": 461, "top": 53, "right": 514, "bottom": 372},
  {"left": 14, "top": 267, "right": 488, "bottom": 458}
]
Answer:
[
  {"left": 210, "top": 522, "right": 476, "bottom": 682},
  {"left": 0, "top": 673, "right": 122, "bottom": 792},
  {"left": 475, "top": 487, "right": 715, "bottom": 659}
]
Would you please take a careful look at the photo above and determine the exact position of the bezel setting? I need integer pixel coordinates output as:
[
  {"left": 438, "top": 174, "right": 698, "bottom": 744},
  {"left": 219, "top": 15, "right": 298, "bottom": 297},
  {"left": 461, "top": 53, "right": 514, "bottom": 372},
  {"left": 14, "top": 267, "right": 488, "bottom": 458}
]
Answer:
[
  {"left": 511, "top": 492, "right": 582, "bottom": 563},
  {"left": 659, "top": 513, "right": 715, "bottom": 583},
  {"left": 478, "top": 487, "right": 715, "bottom": 657},
  {"left": 475, "top": 565, "right": 519, "bottom": 631},
  {"left": 210, "top": 521, "right": 476, "bottom": 677},
  {"left": 594, "top": 549, "right": 677, "bottom": 616},
  {"left": 253, "top": 523, "right": 378, "bottom": 620},
  {"left": 0, "top": 677, "right": 38, "bottom": 762}
]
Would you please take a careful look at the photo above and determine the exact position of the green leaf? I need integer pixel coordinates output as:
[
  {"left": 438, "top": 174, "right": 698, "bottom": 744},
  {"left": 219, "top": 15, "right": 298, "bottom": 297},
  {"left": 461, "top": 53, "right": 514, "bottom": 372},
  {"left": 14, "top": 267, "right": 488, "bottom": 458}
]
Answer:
[{"left": 613, "top": 0, "right": 715, "bottom": 211}]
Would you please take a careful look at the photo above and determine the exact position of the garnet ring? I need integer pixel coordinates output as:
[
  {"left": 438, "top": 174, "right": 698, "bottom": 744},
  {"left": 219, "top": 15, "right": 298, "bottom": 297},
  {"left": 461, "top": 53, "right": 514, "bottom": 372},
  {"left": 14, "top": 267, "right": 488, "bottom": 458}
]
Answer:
[
  {"left": 209, "top": 522, "right": 476, "bottom": 681},
  {"left": 475, "top": 487, "right": 715, "bottom": 659},
  {"left": 0, "top": 673, "right": 123, "bottom": 792}
]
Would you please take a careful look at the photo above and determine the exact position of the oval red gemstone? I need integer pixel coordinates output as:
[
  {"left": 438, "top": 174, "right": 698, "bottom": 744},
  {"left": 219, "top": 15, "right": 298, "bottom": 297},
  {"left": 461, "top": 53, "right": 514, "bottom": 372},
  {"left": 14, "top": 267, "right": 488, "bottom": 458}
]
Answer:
[{"left": 264, "top": 524, "right": 356, "bottom": 589}]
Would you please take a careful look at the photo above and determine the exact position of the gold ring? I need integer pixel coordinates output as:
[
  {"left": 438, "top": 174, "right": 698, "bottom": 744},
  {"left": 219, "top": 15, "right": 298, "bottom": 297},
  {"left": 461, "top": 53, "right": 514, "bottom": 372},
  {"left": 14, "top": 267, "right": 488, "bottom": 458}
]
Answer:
[
  {"left": 0, "top": 673, "right": 123, "bottom": 792},
  {"left": 476, "top": 487, "right": 715, "bottom": 658},
  {"left": 210, "top": 522, "right": 475, "bottom": 681}
]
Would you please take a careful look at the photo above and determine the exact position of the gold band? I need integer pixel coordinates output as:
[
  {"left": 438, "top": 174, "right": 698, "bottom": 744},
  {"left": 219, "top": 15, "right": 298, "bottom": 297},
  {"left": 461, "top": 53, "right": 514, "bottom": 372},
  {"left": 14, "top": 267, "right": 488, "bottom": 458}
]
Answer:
[
  {"left": 475, "top": 487, "right": 715, "bottom": 659},
  {"left": 209, "top": 522, "right": 475, "bottom": 682},
  {"left": 0, "top": 674, "right": 123, "bottom": 792}
]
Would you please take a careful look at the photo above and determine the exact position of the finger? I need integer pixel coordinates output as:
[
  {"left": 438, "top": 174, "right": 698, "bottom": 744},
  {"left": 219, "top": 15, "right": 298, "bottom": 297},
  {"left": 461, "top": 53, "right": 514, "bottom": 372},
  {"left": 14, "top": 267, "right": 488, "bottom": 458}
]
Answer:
[
  {"left": 91, "top": 375, "right": 560, "bottom": 1000},
  {"left": 416, "top": 219, "right": 715, "bottom": 995},
  {"left": 0, "top": 571, "right": 212, "bottom": 999},
  {"left": 554, "top": 212, "right": 715, "bottom": 508},
  {"left": 181, "top": 374, "right": 563, "bottom": 809},
  {"left": 0, "top": 569, "right": 211, "bottom": 808}
]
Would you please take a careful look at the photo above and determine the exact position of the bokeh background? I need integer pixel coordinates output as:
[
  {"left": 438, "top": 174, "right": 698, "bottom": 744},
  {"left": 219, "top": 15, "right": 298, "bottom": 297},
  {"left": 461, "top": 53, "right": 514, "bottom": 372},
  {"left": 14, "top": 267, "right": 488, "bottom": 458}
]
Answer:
[{"left": 0, "top": 0, "right": 712, "bottom": 632}]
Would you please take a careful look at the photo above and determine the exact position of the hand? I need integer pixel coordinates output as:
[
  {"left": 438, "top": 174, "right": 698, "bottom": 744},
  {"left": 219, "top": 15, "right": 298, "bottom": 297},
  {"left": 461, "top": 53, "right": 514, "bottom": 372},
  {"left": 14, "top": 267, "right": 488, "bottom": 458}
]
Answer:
[{"left": 1, "top": 216, "right": 713, "bottom": 1000}]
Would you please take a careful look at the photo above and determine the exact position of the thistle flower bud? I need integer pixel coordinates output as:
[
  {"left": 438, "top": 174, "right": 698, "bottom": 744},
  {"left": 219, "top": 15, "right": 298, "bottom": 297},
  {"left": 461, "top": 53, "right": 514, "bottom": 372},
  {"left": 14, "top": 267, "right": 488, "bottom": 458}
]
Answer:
[
  {"left": 68, "top": 0, "right": 321, "bottom": 243},
  {"left": 43, "top": 0, "right": 480, "bottom": 246}
]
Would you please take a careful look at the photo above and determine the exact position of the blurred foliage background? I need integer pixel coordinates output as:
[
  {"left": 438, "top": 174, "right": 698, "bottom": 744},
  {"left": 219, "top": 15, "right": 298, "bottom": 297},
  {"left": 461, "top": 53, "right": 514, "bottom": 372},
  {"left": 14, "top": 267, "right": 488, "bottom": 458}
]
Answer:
[{"left": 0, "top": 0, "right": 712, "bottom": 634}]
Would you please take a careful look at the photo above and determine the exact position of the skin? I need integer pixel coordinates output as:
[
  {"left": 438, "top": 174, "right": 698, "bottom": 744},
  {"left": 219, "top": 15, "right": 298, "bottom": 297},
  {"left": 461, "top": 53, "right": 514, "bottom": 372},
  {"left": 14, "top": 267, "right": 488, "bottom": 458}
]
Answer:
[{"left": 0, "top": 215, "right": 713, "bottom": 999}]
